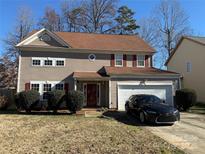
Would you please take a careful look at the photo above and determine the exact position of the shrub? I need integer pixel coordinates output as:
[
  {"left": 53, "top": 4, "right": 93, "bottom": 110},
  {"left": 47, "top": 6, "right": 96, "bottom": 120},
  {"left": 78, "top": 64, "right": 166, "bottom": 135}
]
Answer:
[
  {"left": 47, "top": 90, "right": 65, "bottom": 111},
  {"left": 16, "top": 90, "right": 40, "bottom": 112},
  {"left": 0, "top": 95, "right": 9, "bottom": 110},
  {"left": 66, "top": 91, "right": 84, "bottom": 113},
  {"left": 175, "top": 89, "right": 197, "bottom": 111}
]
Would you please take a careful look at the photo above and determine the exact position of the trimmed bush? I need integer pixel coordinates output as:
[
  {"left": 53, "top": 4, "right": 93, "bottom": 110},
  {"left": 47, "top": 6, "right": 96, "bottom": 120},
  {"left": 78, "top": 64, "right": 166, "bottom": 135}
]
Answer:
[
  {"left": 0, "top": 95, "right": 9, "bottom": 110},
  {"left": 47, "top": 90, "right": 65, "bottom": 111},
  {"left": 66, "top": 91, "right": 84, "bottom": 113},
  {"left": 16, "top": 90, "right": 40, "bottom": 112},
  {"left": 175, "top": 89, "right": 197, "bottom": 111}
]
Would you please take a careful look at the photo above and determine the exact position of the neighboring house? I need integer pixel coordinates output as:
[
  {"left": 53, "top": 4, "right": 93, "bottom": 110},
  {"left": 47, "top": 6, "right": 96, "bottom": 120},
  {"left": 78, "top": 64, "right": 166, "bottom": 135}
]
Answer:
[
  {"left": 166, "top": 36, "right": 205, "bottom": 103},
  {"left": 16, "top": 28, "right": 180, "bottom": 110}
]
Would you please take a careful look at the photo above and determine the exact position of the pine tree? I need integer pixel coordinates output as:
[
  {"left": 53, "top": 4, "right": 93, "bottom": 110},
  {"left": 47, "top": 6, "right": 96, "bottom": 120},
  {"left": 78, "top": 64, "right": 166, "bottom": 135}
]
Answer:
[{"left": 115, "top": 6, "right": 139, "bottom": 34}]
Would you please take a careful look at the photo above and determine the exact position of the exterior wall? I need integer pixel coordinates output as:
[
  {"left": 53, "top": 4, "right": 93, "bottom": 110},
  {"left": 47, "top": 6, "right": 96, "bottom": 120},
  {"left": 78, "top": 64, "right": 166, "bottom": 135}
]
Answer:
[
  {"left": 110, "top": 77, "right": 179, "bottom": 109},
  {"left": 167, "top": 39, "right": 205, "bottom": 102},
  {"left": 19, "top": 51, "right": 110, "bottom": 92},
  {"left": 29, "top": 36, "right": 63, "bottom": 47}
]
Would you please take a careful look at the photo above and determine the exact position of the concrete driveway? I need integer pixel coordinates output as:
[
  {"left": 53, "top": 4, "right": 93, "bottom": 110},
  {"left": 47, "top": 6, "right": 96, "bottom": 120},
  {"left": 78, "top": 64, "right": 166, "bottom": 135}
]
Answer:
[{"left": 146, "top": 112, "right": 205, "bottom": 154}]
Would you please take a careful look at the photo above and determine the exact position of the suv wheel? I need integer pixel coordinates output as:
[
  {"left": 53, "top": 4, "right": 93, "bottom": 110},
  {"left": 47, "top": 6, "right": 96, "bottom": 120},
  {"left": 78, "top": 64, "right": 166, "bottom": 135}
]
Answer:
[{"left": 139, "top": 111, "right": 145, "bottom": 123}]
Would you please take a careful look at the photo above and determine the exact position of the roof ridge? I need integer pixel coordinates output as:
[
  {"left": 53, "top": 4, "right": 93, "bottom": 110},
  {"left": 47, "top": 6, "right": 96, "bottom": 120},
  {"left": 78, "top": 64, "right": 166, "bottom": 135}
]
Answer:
[{"left": 55, "top": 31, "right": 138, "bottom": 37}]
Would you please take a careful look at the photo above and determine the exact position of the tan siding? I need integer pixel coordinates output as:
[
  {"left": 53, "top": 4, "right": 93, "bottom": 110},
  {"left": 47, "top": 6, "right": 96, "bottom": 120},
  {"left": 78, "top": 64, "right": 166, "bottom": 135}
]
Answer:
[
  {"left": 19, "top": 51, "right": 110, "bottom": 91},
  {"left": 167, "top": 39, "right": 205, "bottom": 102},
  {"left": 29, "top": 37, "right": 63, "bottom": 47}
]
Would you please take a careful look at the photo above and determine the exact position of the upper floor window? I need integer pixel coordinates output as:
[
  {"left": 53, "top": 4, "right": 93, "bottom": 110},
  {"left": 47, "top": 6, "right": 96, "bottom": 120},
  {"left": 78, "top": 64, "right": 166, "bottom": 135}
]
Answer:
[
  {"left": 186, "top": 62, "right": 192, "bottom": 72},
  {"left": 31, "top": 57, "right": 65, "bottom": 67},
  {"left": 32, "top": 59, "right": 41, "bottom": 66},
  {"left": 137, "top": 55, "right": 145, "bottom": 67},
  {"left": 115, "top": 54, "right": 123, "bottom": 67},
  {"left": 44, "top": 60, "right": 53, "bottom": 66},
  {"left": 56, "top": 60, "right": 65, "bottom": 66},
  {"left": 55, "top": 83, "right": 64, "bottom": 90}
]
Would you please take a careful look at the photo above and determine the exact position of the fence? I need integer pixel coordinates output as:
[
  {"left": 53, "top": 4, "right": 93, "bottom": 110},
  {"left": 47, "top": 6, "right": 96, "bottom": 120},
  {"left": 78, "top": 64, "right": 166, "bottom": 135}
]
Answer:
[{"left": 0, "top": 88, "right": 16, "bottom": 109}]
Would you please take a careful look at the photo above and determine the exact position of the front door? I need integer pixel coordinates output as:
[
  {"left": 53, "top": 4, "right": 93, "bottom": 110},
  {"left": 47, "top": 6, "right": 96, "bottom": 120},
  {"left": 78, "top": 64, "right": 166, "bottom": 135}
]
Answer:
[{"left": 87, "top": 84, "right": 97, "bottom": 107}]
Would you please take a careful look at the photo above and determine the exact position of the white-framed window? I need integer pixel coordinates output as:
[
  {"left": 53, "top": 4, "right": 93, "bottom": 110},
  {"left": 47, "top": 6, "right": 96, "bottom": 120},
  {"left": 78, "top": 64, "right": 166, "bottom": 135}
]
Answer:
[
  {"left": 55, "top": 83, "right": 64, "bottom": 90},
  {"left": 31, "top": 84, "right": 40, "bottom": 91},
  {"left": 88, "top": 54, "right": 96, "bottom": 62},
  {"left": 32, "top": 59, "right": 41, "bottom": 66},
  {"left": 30, "top": 81, "right": 65, "bottom": 100},
  {"left": 44, "top": 60, "right": 53, "bottom": 66},
  {"left": 115, "top": 54, "right": 123, "bottom": 67},
  {"left": 186, "top": 62, "right": 192, "bottom": 72},
  {"left": 56, "top": 60, "right": 65, "bottom": 66},
  {"left": 137, "top": 55, "right": 145, "bottom": 67},
  {"left": 31, "top": 57, "right": 65, "bottom": 67},
  {"left": 43, "top": 83, "right": 52, "bottom": 100}
]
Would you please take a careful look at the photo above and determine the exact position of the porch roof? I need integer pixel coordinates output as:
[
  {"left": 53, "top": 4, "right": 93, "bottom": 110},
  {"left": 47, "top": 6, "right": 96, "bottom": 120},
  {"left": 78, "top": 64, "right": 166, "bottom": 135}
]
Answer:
[
  {"left": 103, "top": 66, "right": 180, "bottom": 76},
  {"left": 73, "top": 72, "right": 107, "bottom": 79}
]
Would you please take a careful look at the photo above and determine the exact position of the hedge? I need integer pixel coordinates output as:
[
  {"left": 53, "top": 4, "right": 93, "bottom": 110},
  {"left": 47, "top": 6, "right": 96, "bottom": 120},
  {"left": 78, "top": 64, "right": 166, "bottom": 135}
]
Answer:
[{"left": 175, "top": 89, "right": 197, "bottom": 111}]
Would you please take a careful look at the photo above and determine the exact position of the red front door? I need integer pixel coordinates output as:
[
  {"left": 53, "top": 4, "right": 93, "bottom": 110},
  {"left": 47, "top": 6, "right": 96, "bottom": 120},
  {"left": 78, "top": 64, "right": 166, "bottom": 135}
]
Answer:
[{"left": 87, "top": 84, "right": 97, "bottom": 107}]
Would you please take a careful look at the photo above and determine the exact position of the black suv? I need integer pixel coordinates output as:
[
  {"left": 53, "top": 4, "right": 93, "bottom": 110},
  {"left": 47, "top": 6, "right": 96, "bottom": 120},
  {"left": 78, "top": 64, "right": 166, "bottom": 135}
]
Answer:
[{"left": 125, "top": 94, "right": 180, "bottom": 125}]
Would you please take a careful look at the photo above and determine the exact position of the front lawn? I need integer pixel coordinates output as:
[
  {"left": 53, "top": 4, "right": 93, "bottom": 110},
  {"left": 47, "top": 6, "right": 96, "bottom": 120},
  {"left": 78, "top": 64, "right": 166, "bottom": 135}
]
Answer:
[{"left": 0, "top": 112, "right": 183, "bottom": 154}]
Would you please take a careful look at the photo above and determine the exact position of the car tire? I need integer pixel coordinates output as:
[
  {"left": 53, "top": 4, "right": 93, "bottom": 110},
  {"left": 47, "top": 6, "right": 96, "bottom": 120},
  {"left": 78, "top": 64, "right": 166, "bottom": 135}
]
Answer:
[{"left": 139, "top": 111, "right": 145, "bottom": 123}]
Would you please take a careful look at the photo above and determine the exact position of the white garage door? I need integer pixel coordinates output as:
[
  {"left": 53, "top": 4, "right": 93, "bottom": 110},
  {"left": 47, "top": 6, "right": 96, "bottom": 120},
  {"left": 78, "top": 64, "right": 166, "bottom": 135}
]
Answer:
[{"left": 118, "top": 85, "right": 173, "bottom": 111}]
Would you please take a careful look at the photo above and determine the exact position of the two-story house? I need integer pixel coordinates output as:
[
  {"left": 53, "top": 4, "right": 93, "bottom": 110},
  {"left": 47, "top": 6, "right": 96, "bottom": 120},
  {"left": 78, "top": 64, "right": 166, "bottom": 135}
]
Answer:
[{"left": 16, "top": 28, "right": 180, "bottom": 110}]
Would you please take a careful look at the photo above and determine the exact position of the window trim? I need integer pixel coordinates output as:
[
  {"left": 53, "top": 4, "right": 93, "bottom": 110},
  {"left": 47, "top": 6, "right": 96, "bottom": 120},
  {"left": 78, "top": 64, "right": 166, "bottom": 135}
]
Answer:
[
  {"left": 31, "top": 57, "right": 65, "bottom": 67},
  {"left": 30, "top": 81, "right": 65, "bottom": 100},
  {"left": 115, "top": 54, "right": 123, "bottom": 67},
  {"left": 137, "top": 55, "right": 145, "bottom": 68}
]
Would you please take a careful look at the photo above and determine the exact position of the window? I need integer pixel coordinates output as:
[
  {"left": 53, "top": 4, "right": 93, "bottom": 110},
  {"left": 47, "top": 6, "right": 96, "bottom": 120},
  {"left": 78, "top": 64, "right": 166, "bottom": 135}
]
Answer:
[
  {"left": 55, "top": 83, "right": 64, "bottom": 90},
  {"left": 32, "top": 59, "right": 41, "bottom": 66},
  {"left": 88, "top": 54, "right": 96, "bottom": 61},
  {"left": 187, "top": 62, "right": 192, "bottom": 72},
  {"left": 137, "top": 55, "right": 145, "bottom": 67},
  {"left": 115, "top": 54, "right": 123, "bottom": 66},
  {"left": 44, "top": 60, "right": 53, "bottom": 66},
  {"left": 31, "top": 84, "right": 39, "bottom": 91},
  {"left": 43, "top": 84, "right": 52, "bottom": 100},
  {"left": 56, "top": 60, "right": 65, "bottom": 66}
]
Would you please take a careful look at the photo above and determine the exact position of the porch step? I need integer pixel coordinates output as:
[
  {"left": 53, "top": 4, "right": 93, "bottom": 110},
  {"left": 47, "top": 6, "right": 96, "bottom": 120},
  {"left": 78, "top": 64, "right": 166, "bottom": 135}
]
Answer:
[{"left": 84, "top": 111, "right": 102, "bottom": 118}]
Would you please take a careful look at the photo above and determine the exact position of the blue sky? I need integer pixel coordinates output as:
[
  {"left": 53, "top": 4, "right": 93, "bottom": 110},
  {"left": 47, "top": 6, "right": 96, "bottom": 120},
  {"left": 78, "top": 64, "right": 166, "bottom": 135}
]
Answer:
[{"left": 0, "top": 0, "right": 205, "bottom": 55}]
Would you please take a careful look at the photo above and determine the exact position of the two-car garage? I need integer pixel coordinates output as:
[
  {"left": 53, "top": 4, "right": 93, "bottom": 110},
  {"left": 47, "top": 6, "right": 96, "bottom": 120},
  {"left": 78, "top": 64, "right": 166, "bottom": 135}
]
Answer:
[{"left": 117, "top": 81, "right": 174, "bottom": 110}]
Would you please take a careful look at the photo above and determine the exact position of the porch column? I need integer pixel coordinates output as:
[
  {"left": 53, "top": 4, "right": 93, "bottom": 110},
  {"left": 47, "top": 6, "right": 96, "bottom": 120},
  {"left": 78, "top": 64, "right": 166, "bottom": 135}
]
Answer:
[{"left": 109, "top": 79, "right": 111, "bottom": 108}]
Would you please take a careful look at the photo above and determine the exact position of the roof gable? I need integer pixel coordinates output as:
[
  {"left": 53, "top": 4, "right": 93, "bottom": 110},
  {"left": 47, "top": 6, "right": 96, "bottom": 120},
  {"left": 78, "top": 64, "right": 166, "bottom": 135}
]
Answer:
[
  {"left": 16, "top": 28, "right": 70, "bottom": 47},
  {"left": 165, "top": 36, "right": 205, "bottom": 65}
]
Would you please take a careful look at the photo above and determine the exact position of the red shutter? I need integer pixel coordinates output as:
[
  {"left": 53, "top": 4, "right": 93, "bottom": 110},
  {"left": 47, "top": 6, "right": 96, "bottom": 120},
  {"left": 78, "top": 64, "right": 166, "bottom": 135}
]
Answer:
[
  {"left": 64, "top": 83, "right": 69, "bottom": 93},
  {"left": 110, "top": 54, "right": 115, "bottom": 67},
  {"left": 25, "top": 83, "right": 30, "bottom": 91},
  {"left": 145, "top": 55, "right": 149, "bottom": 67},
  {"left": 132, "top": 55, "right": 136, "bottom": 67},
  {"left": 123, "top": 54, "right": 127, "bottom": 67}
]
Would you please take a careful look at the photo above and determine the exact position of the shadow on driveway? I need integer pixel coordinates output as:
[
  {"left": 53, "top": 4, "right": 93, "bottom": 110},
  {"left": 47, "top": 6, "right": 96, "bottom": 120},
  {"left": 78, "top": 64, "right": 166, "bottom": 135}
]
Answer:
[
  {"left": 101, "top": 111, "right": 148, "bottom": 127},
  {"left": 101, "top": 111, "right": 172, "bottom": 127}
]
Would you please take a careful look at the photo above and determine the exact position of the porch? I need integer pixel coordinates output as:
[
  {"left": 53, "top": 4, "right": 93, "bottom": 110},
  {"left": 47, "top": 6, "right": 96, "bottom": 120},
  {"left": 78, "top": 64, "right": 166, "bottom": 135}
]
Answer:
[{"left": 73, "top": 72, "right": 109, "bottom": 108}]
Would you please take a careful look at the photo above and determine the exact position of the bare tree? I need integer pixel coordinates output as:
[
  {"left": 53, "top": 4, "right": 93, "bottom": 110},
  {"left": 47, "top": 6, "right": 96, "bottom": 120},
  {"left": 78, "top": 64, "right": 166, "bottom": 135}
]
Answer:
[
  {"left": 61, "top": 0, "right": 84, "bottom": 32},
  {"left": 79, "top": 0, "right": 117, "bottom": 33},
  {"left": 0, "top": 7, "right": 34, "bottom": 88},
  {"left": 39, "top": 7, "right": 63, "bottom": 31},
  {"left": 154, "top": 0, "right": 191, "bottom": 56}
]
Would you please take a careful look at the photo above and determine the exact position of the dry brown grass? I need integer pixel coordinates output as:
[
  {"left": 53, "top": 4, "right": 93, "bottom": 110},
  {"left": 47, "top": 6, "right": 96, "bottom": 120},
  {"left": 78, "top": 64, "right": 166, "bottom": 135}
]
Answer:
[{"left": 0, "top": 113, "right": 183, "bottom": 154}]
